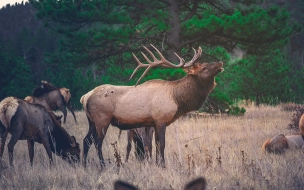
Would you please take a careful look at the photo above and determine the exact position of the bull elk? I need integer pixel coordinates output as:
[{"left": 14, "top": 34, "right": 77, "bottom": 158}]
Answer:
[{"left": 81, "top": 44, "right": 224, "bottom": 168}]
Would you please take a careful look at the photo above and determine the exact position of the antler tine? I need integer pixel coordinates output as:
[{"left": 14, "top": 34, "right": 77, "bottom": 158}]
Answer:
[
  {"left": 150, "top": 44, "right": 185, "bottom": 68},
  {"left": 183, "top": 47, "right": 202, "bottom": 68},
  {"left": 135, "top": 66, "right": 152, "bottom": 86},
  {"left": 129, "top": 53, "right": 148, "bottom": 80}
]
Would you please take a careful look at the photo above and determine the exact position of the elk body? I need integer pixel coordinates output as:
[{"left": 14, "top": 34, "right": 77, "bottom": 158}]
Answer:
[
  {"left": 81, "top": 44, "right": 224, "bottom": 168},
  {"left": 32, "top": 81, "right": 78, "bottom": 124},
  {"left": 125, "top": 127, "right": 154, "bottom": 162},
  {"left": 262, "top": 113, "right": 304, "bottom": 153},
  {"left": 0, "top": 97, "right": 80, "bottom": 166}
]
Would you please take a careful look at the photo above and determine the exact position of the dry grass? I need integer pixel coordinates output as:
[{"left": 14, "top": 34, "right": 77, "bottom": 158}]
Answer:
[{"left": 1, "top": 105, "right": 303, "bottom": 189}]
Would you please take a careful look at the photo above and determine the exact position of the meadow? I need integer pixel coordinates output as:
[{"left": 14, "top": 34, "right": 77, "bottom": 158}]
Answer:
[{"left": 0, "top": 104, "right": 303, "bottom": 190}]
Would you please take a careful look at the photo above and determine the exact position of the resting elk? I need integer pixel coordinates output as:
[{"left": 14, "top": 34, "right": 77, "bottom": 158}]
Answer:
[
  {"left": 80, "top": 44, "right": 224, "bottom": 168},
  {"left": 32, "top": 80, "right": 78, "bottom": 124},
  {"left": 262, "top": 113, "right": 304, "bottom": 153},
  {"left": 0, "top": 97, "right": 80, "bottom": 166}
]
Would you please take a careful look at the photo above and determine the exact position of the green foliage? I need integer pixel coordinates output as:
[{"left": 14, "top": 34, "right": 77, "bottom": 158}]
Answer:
[
  {"left": 45, "top": 65, "right": 101, "bottom": 109},
  {"left": 0, "top": 44, "right": 34, "bottom": 100},
  {"left": 226, "top": 49, "right": 291, "bottom": 106}
]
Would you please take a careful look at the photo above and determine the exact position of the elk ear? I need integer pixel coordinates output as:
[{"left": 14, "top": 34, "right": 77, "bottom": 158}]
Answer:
[
  {"left": 184, "top": 177, "right": 207, "bottom": 190},
  {"left": 183, "top": 65, "right": 200, "bottom": 75},
  {"left": 114, "top": 180, "right": 138, "bottom": 190},
  {"left": 70, "top": 136, "right": 77, "bottom": 147}
]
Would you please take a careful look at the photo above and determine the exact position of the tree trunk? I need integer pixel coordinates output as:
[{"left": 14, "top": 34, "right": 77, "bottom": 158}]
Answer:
[{"left": 166, "top": 0, "right": 181, "bottom": 63}]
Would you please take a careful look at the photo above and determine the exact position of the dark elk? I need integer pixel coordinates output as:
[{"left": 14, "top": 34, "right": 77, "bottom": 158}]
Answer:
[
  {"left": 0, "top": 97, "right": 80, "bottom": 166},
  {"left": 114, "top": 177, "right": 206, "bottom": 190},
  {"left": 80, "top": 44, "right": 224, "bottom": 168},
  {"left": 24, "top": 96, "right": 63, "bottom": 124},
  {"left": 32, "top": 80, "right": 78, "bottom": 124},
  {"left": 124, "top": 127, "right": 154, "bottom": 162}
]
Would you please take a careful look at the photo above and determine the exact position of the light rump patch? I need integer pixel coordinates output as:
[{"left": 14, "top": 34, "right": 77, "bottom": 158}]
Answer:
[
  {"left": 0, "top": 97, "right": 19, "bottom": 128},
  {"left": 60, "top": 88, "right": 71, "bottom": 105}
]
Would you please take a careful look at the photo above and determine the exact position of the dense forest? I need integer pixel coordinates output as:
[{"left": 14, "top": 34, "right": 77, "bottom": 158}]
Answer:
[{"left": 0, "top": 0, "right": 303, "bottom": 112}]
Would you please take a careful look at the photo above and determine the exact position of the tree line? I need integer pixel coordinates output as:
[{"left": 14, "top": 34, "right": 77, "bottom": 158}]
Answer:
[{"left": 0, "top": 0, "right": 303, "bottom": 113}]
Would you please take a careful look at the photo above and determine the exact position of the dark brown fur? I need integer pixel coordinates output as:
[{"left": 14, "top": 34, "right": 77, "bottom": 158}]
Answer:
[
  {"left": 0, "top": 97, "right": 80, "bottom": 166},
  {"left": 125, "top": 127, "right": 154, "bottom": 162},
  {"left": 32, "top": 81, "right": 77, "bottom": 124}
]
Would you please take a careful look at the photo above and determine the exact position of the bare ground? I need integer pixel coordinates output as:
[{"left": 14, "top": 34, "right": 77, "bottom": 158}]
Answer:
[{"left": 0, "top": 105, "right": 303, "bottom": 190}]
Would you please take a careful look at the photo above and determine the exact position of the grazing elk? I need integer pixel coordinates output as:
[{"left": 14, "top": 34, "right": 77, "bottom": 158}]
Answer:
[
  {"left": 32, "top": 80, "right": 78, "bottom": 124},
  {"left": 114, "top": 177, "right": 206, "bottom": 190},
  {"left": 81, "top": 44, "right": 224, "bottom": 168},
  {"left": 262, "top": 114, "right": 304, "bottom": 153},
  {"left": 125, "top": 127, "right": 154, "bottom": 162},
  {"left": 0, "top": 97, "right": 80, "bottom": 166}
]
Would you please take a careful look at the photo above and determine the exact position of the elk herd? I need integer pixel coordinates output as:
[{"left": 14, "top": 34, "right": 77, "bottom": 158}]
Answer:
[{"left": 0, "top": 44, "right": 303, "bottom": 188}]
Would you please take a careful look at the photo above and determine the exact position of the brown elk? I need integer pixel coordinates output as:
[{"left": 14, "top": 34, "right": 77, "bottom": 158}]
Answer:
[
  {"left": 262, "top": 113, "right": 304, "bottom": 153},
  {"left": 80, "top": 44, "right": 224, "bottom": 168},
  {"left": 32, "top": 80, "right": 78, "bottom": 124},
  {"left": 0, "top": 97, "right": 80, "bottom": 166},
  {"left": 114, "top": 177, "right": 206, "bottom": 190},
  {"left": 125, "top": 127, "right": 154, "bottom": 162}
]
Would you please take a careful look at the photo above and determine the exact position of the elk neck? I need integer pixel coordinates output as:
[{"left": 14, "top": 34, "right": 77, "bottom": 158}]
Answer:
[
  {"left": 172, "top": 74, "right": 216, "bottom": 119},
  {"left": 48, "top": 117, "right": 72, "bottom": 154}
]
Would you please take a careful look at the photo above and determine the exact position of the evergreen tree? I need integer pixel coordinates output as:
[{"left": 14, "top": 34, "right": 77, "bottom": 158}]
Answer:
[
  {"left": 29, "top": 0, "right": 299, "bottom": 68},
  {"left": 227, "top": 49, "right": 291, "bottom": 106}
]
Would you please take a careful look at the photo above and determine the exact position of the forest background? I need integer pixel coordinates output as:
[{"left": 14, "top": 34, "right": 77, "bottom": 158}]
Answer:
[{"left": 0, "top": 0, "right": 303, "bottom": 113}]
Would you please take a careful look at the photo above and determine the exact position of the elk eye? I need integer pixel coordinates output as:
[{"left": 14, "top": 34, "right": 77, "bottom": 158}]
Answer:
[{"left": 202, "top": 67, "right": 207, "bottom": 71}]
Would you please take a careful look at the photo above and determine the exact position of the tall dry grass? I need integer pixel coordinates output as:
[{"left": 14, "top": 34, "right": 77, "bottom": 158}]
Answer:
[{"left": 0, "top": 105, "right": 303, "bottom": 189}]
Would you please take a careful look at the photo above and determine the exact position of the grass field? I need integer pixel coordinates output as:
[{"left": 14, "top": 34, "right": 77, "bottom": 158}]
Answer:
[{"left": 0, "top": 104, "right": 303, "bottom": 189}]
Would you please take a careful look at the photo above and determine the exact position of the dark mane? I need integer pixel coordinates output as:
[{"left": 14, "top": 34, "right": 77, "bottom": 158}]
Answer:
[
  {"left": 47, "top": 112, "right": 79, "bottom": 154},
  {"left": 32, "top": 81, "right": 58, "bottom": 97}
]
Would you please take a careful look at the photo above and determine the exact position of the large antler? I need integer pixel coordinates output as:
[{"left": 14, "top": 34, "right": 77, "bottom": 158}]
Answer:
[{"left": 130, "top": 44, "right": 202, "bottom": 85}]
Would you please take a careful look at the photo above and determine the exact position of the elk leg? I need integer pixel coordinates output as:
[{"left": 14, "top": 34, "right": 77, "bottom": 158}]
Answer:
[
  {"left": 145, "top": 127, "right": 154, "bottom": 160},
  {"left": 154, "top": 125, "right": 166, "bottom": 168},
  {"left": 40, "top": 134, "right": 53, "bottom": 165},
  {"left": 94, "top": 127, "right": 109, "bottom": 169},
  {"left": 59, "top": 104, "right": 67, "bottom": 123},
  {"left": 82, "top": 115, "right": 96, "bottom": 168},
  {"left": 125, "top": 130, "right": 133, "bottom": 162},
  {"left": 0, "top": 125, "right": 8, "bottom": 159},
  {"left": 66, "top": 102, "right": 78, "bottom": 124},
  {"left": 27, "top": 140, "right": 35, "bottom": 166},
  {"left": 94, "top": 117, "right": 111, "bottom": 170},
  {"left": 7, "top": 130, "right": 23, "bottom": 167}
]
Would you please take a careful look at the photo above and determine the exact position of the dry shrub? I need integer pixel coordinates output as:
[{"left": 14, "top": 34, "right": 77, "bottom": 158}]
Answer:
[
  {"left": 280, "top": 102, "right": 301, "bottom": 112},
  {"left": 286, "top": 104, "right": 304, "bottom": 132},
  {"left": 0, "top": 107, "right": 304, "bottom": 189}
]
